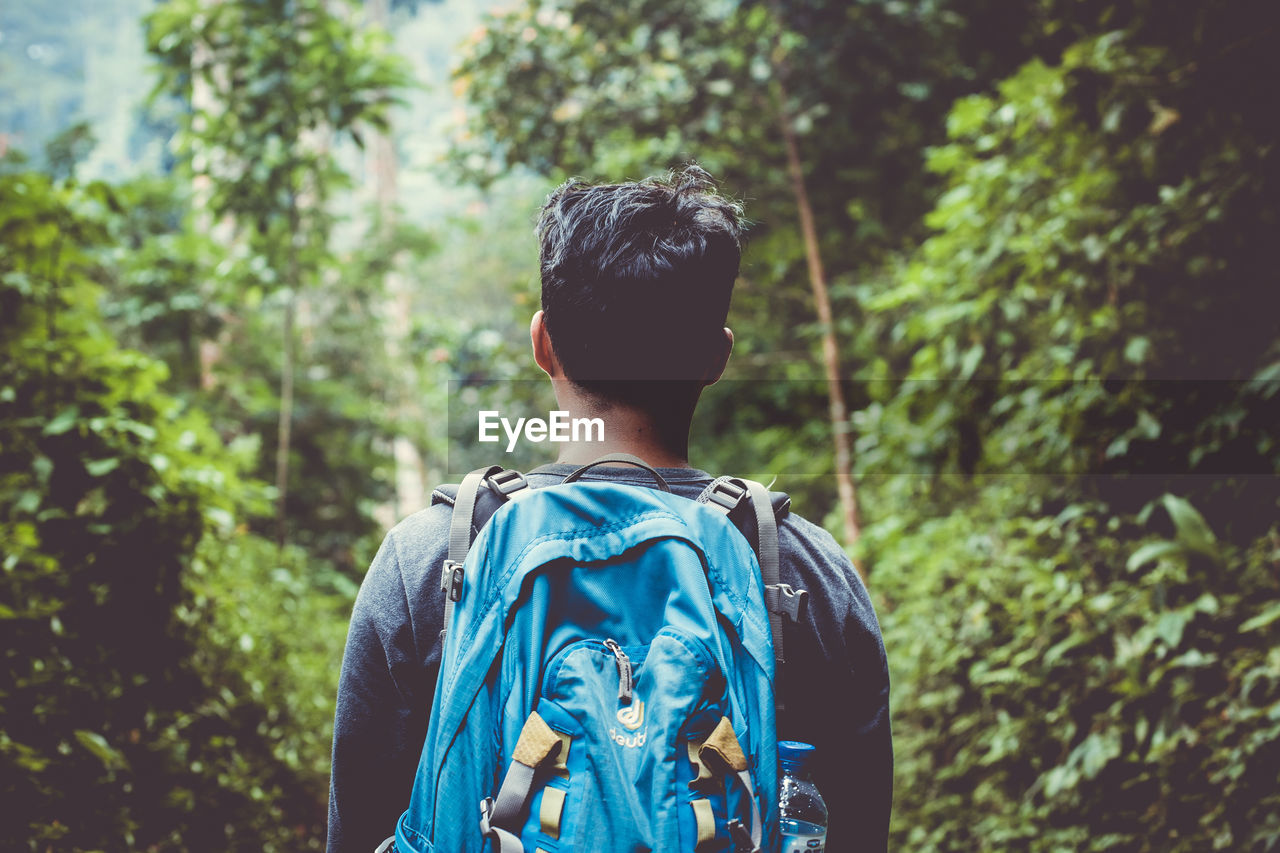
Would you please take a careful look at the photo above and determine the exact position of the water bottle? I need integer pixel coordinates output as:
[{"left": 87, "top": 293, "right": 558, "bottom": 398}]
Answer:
[{"left": 778, "top": 740, "right": 827, "bottom": 852}]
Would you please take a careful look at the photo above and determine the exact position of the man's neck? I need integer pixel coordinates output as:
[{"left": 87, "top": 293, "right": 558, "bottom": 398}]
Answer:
[{"left": 551, "top": 395, "right": 692, "bottom": 469}]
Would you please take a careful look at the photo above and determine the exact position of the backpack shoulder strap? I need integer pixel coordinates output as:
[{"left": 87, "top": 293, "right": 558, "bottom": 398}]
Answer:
[
  {"left": 696, "top": 477, "right": 807, "bottom": 667},
  {"left": 440, "top": 466, "right": 533, "bottom": 640}
]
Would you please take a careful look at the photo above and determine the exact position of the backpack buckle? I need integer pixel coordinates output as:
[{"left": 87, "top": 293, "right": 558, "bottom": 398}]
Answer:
[
  {"left": 704, "top": 480, "right": 748, "bottom": 514},
  {"left": 727, "top": 818, "right": 760, "bottom": 852},
  {"left": 441, "top": 559, "right": 464, "bottom": 602},
  {"left": 765, "top": 583, "right": 808, "bottom": 622},
  {"left": 485, "top": 468, "right": 530, "bottom": 499}
]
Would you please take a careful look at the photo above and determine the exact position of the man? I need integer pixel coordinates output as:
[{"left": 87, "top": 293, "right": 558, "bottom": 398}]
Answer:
[{"left": 327, "top": 165, "right": 892, "bottom": 851}]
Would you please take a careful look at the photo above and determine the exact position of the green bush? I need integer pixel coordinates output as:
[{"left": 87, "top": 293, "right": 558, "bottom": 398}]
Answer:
[
  {"left": 873, "top": 484, "right": 1280, "bottom": 851},
  {"left": 863, "top": 20, "right": 1280, "bottom": 852},
  {"left": 0, "top": 170, "right": 348, "bottom": 851}
]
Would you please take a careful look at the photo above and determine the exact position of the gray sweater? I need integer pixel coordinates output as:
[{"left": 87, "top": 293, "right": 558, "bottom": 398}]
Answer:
[{"left": 327, "top": 464, "right": 892, "bottom": 852}]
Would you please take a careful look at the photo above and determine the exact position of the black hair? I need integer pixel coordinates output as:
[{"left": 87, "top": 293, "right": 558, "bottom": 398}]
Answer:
[{"left": 536, "top": 164, "right": 745, "bottom": 422}]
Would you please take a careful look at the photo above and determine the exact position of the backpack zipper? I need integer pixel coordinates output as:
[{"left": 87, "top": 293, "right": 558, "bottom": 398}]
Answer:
[{"left": 603, "top": 638, "right": 633, "bottom": 704}]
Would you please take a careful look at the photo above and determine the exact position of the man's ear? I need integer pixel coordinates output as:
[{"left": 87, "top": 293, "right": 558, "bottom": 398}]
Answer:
[
  {"left": 531, "top": 310, "right": 562, "bottom": 379},
  {"left": 703, "top": 327, "right": 734, "bottom": 386}
]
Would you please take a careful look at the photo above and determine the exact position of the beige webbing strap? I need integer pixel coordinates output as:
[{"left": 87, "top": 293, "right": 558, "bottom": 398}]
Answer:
[
  {"left": 481, "top": 713, "right": 564, "bottom": 853},
  {"left": 687, "top": 739, "right": 717, "bottom": 792},
  {"left": 511, "top": 712, "right": 561, "bottom": 768},
  {"left": 697, "top": 718, "right": 762, "bottom": 851},
  {"left": 691, "top": 798, "right": 717, "bottom": 847},
  {"left": 550, "top": 729, "right": 571, "bottom": 779},
  {"left": 538, "top": 787, "right": 565, "bottom": 839},
  {"left": 699, "top": 717, "right": 748, "bottom": 774}
]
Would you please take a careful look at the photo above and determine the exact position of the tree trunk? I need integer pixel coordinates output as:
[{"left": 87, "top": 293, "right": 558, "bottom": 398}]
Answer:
[
  {"left": 367, "top": 0, "right": 429, "bottom": 523},
  {"left": 275, "top": 297, "right": 296, "bottom": 549},
  {"left": 275, "top": 2, "right": 304, "bottom": 550},
  {"left": 276, "top": 194, "right": 299, "bottom": 550},
  {"left": 776, "top": 80, "right": 863, "bottom": 557},
  {"left": 191, "top": 26, "right": 221, "bottom": 391}
]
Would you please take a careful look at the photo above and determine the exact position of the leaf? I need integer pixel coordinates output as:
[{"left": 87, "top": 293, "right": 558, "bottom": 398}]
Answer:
[
  {"left": 15, "top": 490, "right": 41, "bottom": 515},
  {"left": 1161, "top": 494, "right": 1218, "bottom": 558},
  {"left": 74, "top": 730, "right": 129, "bottom": 771},
  {"left": 1239, "top": 603, "right": 1280, "bottom": 634},
  {"left": 7, "top": 739, "right": 50, "bottom": 773},
  {"left": 1079, "top": 730, "right": 1122, "bottom": 779},
  {"left": 85, "top": 458, "right": 120, "bottom": 477},
  {"left": 1124, "top": 336, "right": 1151, "bottom": 364},
  {"left": 44, "top": 407, "right": 80, "bottom": 435},
  {"left": 1126, "top": 540, "right": 1182, "bottom": 572},
  {"left": 1168, "top": 649, "right": 1216, "bottom": 668},
  {"left": 1043, "top": 763, "right": 1079, "bottom": 798},
  {"left": 1155, "top": 609, "right": 1192, "bottom": 648}
]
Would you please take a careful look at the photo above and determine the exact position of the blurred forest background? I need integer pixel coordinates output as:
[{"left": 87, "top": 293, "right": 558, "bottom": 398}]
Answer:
[{"left": 3, "top": 0, "right": 1279, "bottom": 850}]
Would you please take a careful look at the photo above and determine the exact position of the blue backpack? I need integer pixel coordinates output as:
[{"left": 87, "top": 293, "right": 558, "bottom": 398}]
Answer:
[{"left": 381, "top": 455, "right": 808, "bottom": 853}]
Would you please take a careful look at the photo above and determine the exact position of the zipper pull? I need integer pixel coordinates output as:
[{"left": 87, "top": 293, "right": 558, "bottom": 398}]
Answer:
[{"left": 603, "top": 638, "right": 633, "bottom": 704}]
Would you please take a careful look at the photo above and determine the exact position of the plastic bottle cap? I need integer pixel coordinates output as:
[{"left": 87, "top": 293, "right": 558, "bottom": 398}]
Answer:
[{"left": 778, "top": 740, "right": 816, "bottom": 771}]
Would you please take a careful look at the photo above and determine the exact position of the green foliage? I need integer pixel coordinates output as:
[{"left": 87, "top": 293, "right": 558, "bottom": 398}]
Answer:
[
  {"left": 142, "top": 0, "right": 414, "bottom": 569},
  {"left": 0, "top": 11, "right": 421, "bottom": 846},
  {"left": 864, "top": 7, "right": 1280, "bottom": 849},
  {"left": 0, "top": 169, "right": 348, "bottom": 851},
  {"left": 6, "top": 0, "right": 1280, "bottom": 849},
  {"left": 146, "top": 0, "right": 407, "bottom": 259},
  {"left": 872, "top": 486, "right": 1280, "bottom": 851},
  {"left": 184, "top": 532, "right": 356, "bottom": 806},
  {"left": 100, "top": 175, "right": 219, "bottom": 390},
  {"left": 858, "top": 27, "right": 1279, "bottom": 488}
]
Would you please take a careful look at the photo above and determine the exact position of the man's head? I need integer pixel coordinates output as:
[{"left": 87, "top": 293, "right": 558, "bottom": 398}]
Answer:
[{"left": 533, "top": 164, "right": 744, "bottom": 435}]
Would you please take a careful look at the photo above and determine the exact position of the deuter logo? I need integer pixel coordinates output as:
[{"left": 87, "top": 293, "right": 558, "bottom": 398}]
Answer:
[
  {"left": 616, "top": 700, "right": 644, "bottom": 731},
  {"left": 609, "top": 699, "right": 646, "bottom": 748},
  {"left": 608, "top": 727, "right": 647, "bottom": 749}
]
